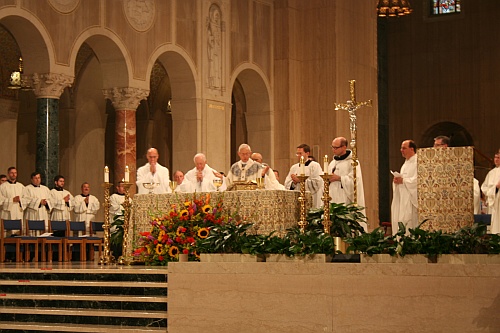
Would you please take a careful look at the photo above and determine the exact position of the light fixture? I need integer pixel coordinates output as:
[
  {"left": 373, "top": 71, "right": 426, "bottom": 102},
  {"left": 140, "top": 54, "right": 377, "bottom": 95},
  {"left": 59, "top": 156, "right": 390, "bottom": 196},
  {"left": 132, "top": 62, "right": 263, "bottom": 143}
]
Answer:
[
  {"left": 8, "top": 56, "right": 32, "bottom": 91},
  {"left": 377, "top": 0, "right": 413, "bottom": 17}
]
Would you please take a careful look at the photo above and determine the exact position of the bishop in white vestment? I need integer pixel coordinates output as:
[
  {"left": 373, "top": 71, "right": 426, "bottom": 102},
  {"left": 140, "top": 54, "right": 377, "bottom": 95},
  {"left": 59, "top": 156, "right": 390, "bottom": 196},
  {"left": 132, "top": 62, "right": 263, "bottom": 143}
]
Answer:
[{"left": 183, "top": 153, "right": 226, "bottom": 192}]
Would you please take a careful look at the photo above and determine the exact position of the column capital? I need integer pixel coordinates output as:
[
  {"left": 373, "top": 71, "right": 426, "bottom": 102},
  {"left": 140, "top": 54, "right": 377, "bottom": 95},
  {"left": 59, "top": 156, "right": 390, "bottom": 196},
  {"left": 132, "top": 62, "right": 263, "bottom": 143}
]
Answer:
[
  {"left": 103, "top": 87, "right": 150, "bottom": 110},
  {"left": 31, "top": 73, "right": 74, "bottom": 99}
]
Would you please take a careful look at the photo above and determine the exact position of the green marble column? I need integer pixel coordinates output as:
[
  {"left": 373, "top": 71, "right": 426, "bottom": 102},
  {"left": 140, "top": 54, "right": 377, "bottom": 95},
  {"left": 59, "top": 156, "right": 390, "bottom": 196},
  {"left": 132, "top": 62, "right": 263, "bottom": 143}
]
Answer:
[{"left": 36, "top": 98, "right": 59, "bottom": 188}]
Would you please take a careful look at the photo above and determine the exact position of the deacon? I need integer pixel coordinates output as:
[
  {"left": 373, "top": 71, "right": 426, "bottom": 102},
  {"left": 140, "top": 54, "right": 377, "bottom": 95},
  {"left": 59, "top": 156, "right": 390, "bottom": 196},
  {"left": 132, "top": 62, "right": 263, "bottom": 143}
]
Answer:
[
  {"left": 251, "top": 152, "right": 285, "bottom": 190},
  {"left": 136, "top": 148, "right": 171, "bottom": 194},
  {"left": 183, "top": 153, "right": 225, "bottom": 192},
  {"left": 284, "top": 144, "right": 324, "bottom": 208},
  {"left": 226, "top": 144, "right": 262, "bottom": 186},
  {"left": 22, "top": 172, "right": 52, "bottom": 232},
  {"left": 481, "top": 151, "right": 500, "bottom": 215},
  {"left": 50, "top": 175, "right": 74, "bottom": 221},
  {"left": 391, "top": 140, "right": 418, "bottom": 235},
  {"left": 0, "top": 167, "right": 25, "bottom": 221},
  {"left": 74, "top": 182, "right": 100, "bottom": 234},
  {"left": 328, "top": 137, "right": 367, "bottom": 231}
]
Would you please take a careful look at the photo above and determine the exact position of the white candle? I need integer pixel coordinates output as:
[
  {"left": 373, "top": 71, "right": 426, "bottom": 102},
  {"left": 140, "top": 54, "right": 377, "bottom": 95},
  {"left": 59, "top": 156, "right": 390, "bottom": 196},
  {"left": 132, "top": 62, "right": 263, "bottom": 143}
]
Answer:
[
  {"left": 104, "top": 166, "right": 109, "bottom": 183},
  {"left": 323, "top": 155, "right": 329, "bottom": 174},
  {"left": 124, "top": 165, "right": 130, "bottom": 182},
  {"left": 299, "top": 156, "right": 305, "bottom": 175}
]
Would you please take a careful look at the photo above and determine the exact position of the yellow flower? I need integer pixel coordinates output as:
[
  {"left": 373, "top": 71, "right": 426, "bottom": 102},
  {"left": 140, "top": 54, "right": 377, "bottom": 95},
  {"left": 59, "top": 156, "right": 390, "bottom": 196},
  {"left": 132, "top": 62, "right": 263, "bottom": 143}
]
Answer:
[
  {"left": 176, "top": 226, "right": 185, "bottom": 236},
  {"left": 168, "top": 246, "right": 179, "bottom": 257},
  {"left": 158, "top": 230, "right": 165, "bottom": 240},
  {"left": 184, "top": 201, "right": 191, "bottom": 207},
  {"left": 155, "top": 244, "right": 163, "bottom": 255},
  {"left": 197, "top": 227, "right": 209, "bottom": 239},
  {"left": 180, "top": 209, "right": 189, "bottom": 217},
  {"left": 201, "top": 204, "right": 212, "bottom": 213}
]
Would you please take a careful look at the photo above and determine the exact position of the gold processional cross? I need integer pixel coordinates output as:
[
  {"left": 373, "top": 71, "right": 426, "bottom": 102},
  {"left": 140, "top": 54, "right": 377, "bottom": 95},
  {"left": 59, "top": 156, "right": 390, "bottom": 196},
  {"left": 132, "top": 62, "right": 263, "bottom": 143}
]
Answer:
[{"left": 334, "top": 80, "right": 372, "bottom": 205}]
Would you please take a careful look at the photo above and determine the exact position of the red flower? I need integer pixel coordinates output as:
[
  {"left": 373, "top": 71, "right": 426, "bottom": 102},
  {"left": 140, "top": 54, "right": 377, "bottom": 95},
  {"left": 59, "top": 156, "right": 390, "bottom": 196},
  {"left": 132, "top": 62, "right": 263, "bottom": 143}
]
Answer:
[
  {"left": 140, "top": 231, "right": 151, "bottom": 236},
  {"left": 182, "top": 248, "right": 189, "bottom": 254},
  {"left": 158, "top": 256, "right": 164, "bottom": 261},
  {"left": 154, "top": 240, "right": 158, "bottom": 245}
]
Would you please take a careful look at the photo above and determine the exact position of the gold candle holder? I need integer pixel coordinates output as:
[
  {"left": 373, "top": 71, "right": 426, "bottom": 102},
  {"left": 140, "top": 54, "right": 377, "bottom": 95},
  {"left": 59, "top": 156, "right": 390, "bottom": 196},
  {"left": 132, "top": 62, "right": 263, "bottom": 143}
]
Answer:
[
  {"left": 118, "top": 182, "right": 133, "bottom": 265},
  {"left": 321, "top": 174, "right": 332, "bottom": 234},
  {"left": 99, "top": 182, "right": 115, "bottom": 265},
  {"left": 296, "top": 175, "right": 309, "bottom": 233}
]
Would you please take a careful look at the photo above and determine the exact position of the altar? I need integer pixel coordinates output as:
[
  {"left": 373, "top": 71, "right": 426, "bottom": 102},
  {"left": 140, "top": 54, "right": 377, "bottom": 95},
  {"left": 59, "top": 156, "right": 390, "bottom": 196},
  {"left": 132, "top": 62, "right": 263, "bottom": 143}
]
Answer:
[{"left": 130, "top": 190, "right": 311, "bottom": 245}]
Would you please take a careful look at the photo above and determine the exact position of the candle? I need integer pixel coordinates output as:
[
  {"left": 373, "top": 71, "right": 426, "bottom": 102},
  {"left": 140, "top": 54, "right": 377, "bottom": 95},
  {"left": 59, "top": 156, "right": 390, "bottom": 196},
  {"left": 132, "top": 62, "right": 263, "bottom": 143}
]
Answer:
[
  {"left": 299, "top": 156, "right": 305, "bottom": 175},
  {"left": 104, "top": 166, "right": 109, "bottom": 183},
  {"left": 323, "top": 155, "right": 329, "bottom": 174},
  {"left": 124, "top": 165, "right": 130, "bottom": 182}
]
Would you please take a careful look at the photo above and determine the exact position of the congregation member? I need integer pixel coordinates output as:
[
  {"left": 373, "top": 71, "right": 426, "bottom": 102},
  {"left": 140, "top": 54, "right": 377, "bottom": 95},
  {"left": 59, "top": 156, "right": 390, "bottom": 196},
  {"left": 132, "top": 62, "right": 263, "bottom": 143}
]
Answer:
[
  {"left": 73, "top": 182, "right": 100, "bottom": 234},
  {"left": 110, "top": 181, "right": 129, "bottom": 219},
  {"left": 328, "top": 137, "right": 367, "bottom": 231},
  {"left": 136, "top": 147, "right": 171, "bottom": 194},
  {"left": 183, "top": 153, "right": 226, "bottom": 192},
  {"left": 391, "top": 140, "right": 418, "bottom": 235},
  {"left": 22, "top": 172, "right": 52, "bottom": 232},
  {"left": 481, "top": 151, "right": 500, "bottom": 215},
  {"left": 284, "top": 144, "right": 324, "bottom": 208},
  {"left": 251, "top": 152, "right": 285, "bottom": 190},
  {"left": 226, "top": 144, "right": 262, "bottom": 186},
  {"left": 0, "top": 167, "right": 25, "bottom": 221},
  {"left": 50, "top": 175, "right": 74, "bottom": 221}
]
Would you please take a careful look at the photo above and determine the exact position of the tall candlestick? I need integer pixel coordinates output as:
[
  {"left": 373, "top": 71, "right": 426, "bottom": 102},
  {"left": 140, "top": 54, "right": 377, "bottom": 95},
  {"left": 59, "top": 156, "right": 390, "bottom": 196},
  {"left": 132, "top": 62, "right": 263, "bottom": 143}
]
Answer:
[
  {"left": 104, "top": 166, "right": 109, "bottom": 183},
  {"left": 124, "top": 165, "right": 130, "bottom": 182},
  {"left": 299, "top": 156, "right": 305, "bottom": 175},
  {"left": 323, "top": 155, "right": 329, "bottom": 174}
]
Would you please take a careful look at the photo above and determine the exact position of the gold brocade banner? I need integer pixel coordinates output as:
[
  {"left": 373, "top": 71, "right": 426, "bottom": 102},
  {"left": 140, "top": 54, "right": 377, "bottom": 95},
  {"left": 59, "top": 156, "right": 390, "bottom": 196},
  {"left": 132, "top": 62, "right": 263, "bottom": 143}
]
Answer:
[
  {"left": 417, "top": 146, "right": 474, "bottom": 232},
  {"left": 129, "top": 190, "right": 312, "bottom": 251}
]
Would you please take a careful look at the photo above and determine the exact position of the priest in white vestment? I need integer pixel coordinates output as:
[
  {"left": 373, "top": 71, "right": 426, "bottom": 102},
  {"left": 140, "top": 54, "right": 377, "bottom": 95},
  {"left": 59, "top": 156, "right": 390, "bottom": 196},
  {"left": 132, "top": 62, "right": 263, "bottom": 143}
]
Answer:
[
  {"left": 183, "top": 153, "right": 226, "bottom": 192},
  {"left": 226, "top": 144, "right": 264, "bottom": 187},
  {"left": 284, "top": 144, "right": 324, "bottom": 208},
  {"left": 391, "top": 140, "right": 418, "bottom": 235},
  {"left": 328, "top": 137, "right": 367, "bottom": 231},
  {"left": 22, "top": 172, "right": 52, "bottom": 232},
  {"left": 73, "top": 182, "right": 100, "bottom": 234},
  {"left": 481, "top": 152, "right": 500, "bottom": 215},
  {"left": 136, "top": 148, "right": 171, "bottom": 194},
  {"left": 251, "top": 153, "right": 285, "bottom": 190},
  {"left": 0, "top": 167, "right": 25, "bottom": 221},
  {"left": 49, "top": 175, "right": 74, "bottom": 221}
]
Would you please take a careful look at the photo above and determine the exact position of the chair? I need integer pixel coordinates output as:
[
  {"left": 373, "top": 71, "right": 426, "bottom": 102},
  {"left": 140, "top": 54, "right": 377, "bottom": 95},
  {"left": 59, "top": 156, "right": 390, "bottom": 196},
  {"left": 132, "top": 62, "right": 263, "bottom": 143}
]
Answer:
[
  {"left": 85, "top": 221, "right": 104, "bottom": 261},
  {"left": 66, "top": 221, "right": 87, "bottom": 261},
  {"left": 44, "top": 220, "right": 67, "bottom": 262},
  {"left": 26, "top": 220, "right": 48, "bottom": 262},
  {"left": 1, "top": 219, "right": 39, "bottom": 262}
]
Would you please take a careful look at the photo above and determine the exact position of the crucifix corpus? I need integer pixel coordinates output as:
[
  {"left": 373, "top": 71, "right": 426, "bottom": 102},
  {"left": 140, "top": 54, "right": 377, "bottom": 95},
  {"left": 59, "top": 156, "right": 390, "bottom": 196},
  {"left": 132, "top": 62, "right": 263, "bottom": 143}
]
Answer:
[{"left": 334, "top": 79, "right": 372, "bottom": 205}]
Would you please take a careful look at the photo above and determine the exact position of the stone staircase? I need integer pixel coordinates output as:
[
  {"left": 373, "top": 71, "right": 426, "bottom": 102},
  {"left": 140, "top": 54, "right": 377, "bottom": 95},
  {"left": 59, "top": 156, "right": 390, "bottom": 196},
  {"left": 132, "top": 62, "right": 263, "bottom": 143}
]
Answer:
[{"left": 0, "top": 264, "right": 168, "bottom": 332}]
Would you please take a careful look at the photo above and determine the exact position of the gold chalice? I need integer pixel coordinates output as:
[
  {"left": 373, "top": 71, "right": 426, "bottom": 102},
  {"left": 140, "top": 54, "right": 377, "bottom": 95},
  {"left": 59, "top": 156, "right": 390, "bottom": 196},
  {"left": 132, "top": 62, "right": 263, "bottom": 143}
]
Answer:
[
  {"left": 213, "top": 178, "right": 223, "bottom": 191},
  {"left": 142, "top": 182, "right": 159, "bottom": 194},
  {"left": 256, "top": 177, "right": 265, "bottom": 190},
  {"left": 169, "top": 180, "right": 177, "bottom": 192}
]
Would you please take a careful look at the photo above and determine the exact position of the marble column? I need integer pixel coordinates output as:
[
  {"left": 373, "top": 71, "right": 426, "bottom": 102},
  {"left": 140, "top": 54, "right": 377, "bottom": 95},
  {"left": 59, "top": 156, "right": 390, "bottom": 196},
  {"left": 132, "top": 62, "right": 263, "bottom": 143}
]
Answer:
[
  {"left": 103, "top": 87, "right": 149, "bottom": 195},
  {"left": 31, "top": 73, "right": 74, "bottom": 188}
]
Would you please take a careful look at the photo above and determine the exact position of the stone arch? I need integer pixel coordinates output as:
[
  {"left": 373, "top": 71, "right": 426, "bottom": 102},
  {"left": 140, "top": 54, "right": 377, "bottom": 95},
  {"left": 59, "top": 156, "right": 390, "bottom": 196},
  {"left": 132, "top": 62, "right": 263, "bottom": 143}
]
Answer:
[
  {"left": 420, "top": 121, "right": 474, "bottom": 148},
  {"left": 230, "top": 64, "right": 273, "bottom": 164},
  {"left": 148, "top": 46, "right": 199, "bottom": 173}
]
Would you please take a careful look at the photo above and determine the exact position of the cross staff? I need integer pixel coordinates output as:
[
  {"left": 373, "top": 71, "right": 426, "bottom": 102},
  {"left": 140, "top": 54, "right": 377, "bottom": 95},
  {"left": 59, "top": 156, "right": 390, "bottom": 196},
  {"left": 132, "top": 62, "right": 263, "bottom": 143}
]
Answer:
[{"left": 334, "top": 80, "right": 372, "bottom": 204}]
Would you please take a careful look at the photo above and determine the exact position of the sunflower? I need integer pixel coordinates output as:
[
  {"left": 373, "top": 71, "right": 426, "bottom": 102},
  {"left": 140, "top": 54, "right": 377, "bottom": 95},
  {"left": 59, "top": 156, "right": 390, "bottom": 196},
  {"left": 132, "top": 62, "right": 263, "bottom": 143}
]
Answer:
[
  {"left": 197, "top": 227, "right": 209, "bottom": 239},
  {"left": 176, "top": 226, "right": 185, "bottom": 236},
  {"left": 155, "top": 244, "right": 163, "bottom": 255},
  {"left": 168, "top": 246, "right": 179, "bottom": 257},
  {"left": 158, "top": 230, "right": 165, "bottom": 240},
  {"left": 201, "top": 204, "right": 212, "bottom": 214},
  {"left": 180, "top": 209, "right": 189, "bottom": 218}
]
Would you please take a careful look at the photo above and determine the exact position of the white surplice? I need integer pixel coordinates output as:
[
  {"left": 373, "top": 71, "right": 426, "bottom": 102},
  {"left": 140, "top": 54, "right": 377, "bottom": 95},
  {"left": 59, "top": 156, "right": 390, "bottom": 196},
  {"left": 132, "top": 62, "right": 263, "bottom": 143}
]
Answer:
[
  {"left": 481, "top": 167, "right": 500, "bottom": 215},
  {"left": 183, "top": 164, "right": 227, "bottom": 192},
  {"left": 49, "top": 189, "right": 74, "bottom": 221},
  {"left": 22, "top": 184, "right": 52, "bottom": 232},
  {"left": 0, "top": 181, "right": 25, "bottom": 221},
  {"left": 391, "top": 154, "right": 418, "bottom": 235},
  {"left": 73, "top": 194, "right": 100, "bottom": 234},
  {"left": 284, "top": 161, "right": 324, "bottom": 208}
]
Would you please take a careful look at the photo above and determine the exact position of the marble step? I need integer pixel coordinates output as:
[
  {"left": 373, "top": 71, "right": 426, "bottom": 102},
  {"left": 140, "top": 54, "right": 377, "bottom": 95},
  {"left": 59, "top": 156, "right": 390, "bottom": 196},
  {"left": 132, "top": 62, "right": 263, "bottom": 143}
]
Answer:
[
  {"left": 0, "top": 280, "right": 168, "bottom": 288},
  {"left": 1, "top": 293, "right": 168, "bottom": 303},
  {"left": 0, "top": 306, "right": 168, "bottom": 318},
  {"left": 0, "top": 321, "right": 167, "bottom": 332}
]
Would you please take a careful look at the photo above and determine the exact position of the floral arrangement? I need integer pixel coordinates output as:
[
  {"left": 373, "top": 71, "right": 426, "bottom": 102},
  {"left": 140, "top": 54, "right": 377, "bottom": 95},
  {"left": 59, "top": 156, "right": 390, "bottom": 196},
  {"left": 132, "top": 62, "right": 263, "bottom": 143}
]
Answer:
[{"left": 133, "top": 194, "right": 228, "bottom": 265}]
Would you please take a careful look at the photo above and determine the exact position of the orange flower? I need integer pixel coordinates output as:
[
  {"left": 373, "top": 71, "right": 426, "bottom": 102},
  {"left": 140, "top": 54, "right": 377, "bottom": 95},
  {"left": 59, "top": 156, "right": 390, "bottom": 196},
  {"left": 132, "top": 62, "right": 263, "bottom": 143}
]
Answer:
[{"left": 168, "top": 246, "right": 179, "bottom": 257}]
